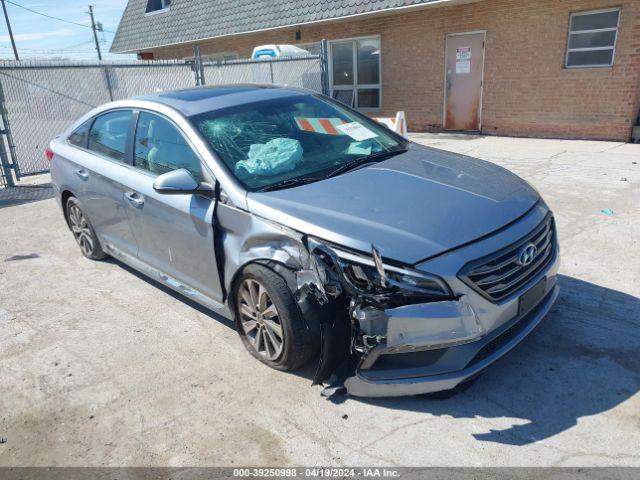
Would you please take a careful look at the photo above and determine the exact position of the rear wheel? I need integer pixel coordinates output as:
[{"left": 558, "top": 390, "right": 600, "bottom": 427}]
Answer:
[
  {"left": 66, "top": 197, "right": 107, "bottom": 260},
  {"left": 235, "top": 264, "right": 318, "bottom": 371}
]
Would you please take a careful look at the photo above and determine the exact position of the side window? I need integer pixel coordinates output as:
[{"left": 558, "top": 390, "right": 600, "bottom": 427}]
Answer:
[
  {"left": 566, "top": 9, "right": 620, "bottom": 68},
  {"left": 68, "top": 120, "right": 91, "bottom": 148},
  {"left": 88, "top": 111, "right": 132, "bottom": 162},
  {"left": 134, "top": 112, "right": 204, "bottom": 182}
]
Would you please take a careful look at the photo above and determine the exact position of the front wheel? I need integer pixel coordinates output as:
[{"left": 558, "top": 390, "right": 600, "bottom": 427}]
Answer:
[
  {"left": 235, "top": 264, "right": 318, "bottom": 371},
  {"left": 66, "top": 197, "right": 107, "bottom": 260}
]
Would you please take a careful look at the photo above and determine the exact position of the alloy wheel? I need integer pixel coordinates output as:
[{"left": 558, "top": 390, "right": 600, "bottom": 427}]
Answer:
[
  {"left": 68, "top": 203, "right": 94, "bottom": 257},
  {"left": 238, "top": 278, "right": 284, "bottom": 361}
]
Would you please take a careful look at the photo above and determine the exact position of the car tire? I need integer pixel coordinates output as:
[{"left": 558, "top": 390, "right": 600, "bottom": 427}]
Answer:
[
  {"left": 234, "top": 264, "right": 318, "bottom": 371},
  {"left": 65, "top": 196, "right": 108, "bottom": 261}
]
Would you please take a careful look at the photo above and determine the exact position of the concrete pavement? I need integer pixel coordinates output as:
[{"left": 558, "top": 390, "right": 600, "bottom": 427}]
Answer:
[{"left": 0, "top": 134, "right": 638, "bottom": 466}]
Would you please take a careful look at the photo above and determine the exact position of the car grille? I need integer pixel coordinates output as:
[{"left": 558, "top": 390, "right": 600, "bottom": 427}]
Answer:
[{"left": 459, "top": 214, "right": 556, "bottom": 302}]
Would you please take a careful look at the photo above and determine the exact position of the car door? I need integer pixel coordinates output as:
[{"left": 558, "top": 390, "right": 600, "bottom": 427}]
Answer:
[
  {"left": 75, "top": 110, "right": 139, "bottom": 258},
  {"left": 120, "top": 110, "right": 223, "bottom": 307}
]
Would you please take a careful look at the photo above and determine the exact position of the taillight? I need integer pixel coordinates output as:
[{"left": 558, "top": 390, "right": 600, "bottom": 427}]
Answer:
[{"left": 45, "top": 146, "right": 54, "bottom": 161}]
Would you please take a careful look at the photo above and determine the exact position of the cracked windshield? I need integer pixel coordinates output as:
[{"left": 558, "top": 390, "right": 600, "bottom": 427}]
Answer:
[{"left": 191, "top": 94, "right": 407, "bottom": 191}]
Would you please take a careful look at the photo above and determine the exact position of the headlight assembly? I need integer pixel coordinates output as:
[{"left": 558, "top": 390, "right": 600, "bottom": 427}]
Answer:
[{"left": 309, "top": 238, "right": 452, "bottom": 301}]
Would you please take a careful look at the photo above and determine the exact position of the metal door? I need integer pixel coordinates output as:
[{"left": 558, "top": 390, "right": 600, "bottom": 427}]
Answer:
[
  {"left": 74, "top": 111, "right": 139, "bottom": 258},
  {"left": 120, "top": 111, "right": 223, "bottom": 307},
  {"left": 76, "top": 159, "right": 140, "bottom": 259},
  {"left": 444, "top": 32, "right": 485, "bottom": 131},
  {"left": 121, "top": 169, "right": 223, "bottom": 307}
]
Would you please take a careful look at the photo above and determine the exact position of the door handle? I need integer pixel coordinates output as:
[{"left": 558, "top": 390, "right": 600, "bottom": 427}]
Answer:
[
  {"left": 74, "top": 169, "right": 89, "bottom": 180},
  {"left": 125, "top": 191, "right": 144, "bottom": 208}
]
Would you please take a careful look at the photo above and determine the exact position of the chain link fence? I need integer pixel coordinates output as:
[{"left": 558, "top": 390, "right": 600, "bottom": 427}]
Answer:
[
  {"left": 202, "top": 57, "right": 324, "bottom": 92},
  {"left": 0, "top": 51, "right": 327, "bottom": 187}
]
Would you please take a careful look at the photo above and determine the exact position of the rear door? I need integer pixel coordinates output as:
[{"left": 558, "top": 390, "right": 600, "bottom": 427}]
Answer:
[
  {"left": 443, "top": 32, "right": 485, "bottom": 131},
  {"left": 77, "top": 110, "right": 139, "bottom": 258},
  {"left": 120, "top": 110, "right": 223, "bottom": 306}
]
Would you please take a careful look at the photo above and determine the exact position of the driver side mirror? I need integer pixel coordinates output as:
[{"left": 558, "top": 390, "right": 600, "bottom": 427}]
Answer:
[{"left": 153, "top": 168, "right": 214, "bottom": 198}]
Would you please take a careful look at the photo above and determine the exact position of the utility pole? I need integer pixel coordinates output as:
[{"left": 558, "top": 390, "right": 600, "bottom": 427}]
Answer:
[
  {"left": 1, "top": 0, "right": 19, "bottom": 60},
  {"left": 88, "top": 5, "right": 102, "bottom": 61}
]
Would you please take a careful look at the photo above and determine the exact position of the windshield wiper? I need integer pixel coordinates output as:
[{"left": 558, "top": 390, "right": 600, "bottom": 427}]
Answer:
[
  {"left": 254, "top": 148, "right": 408, "bottom": 192},
  {"left": 325, "top": 148, "right": 408, "bottom": 179},
  {"left": 255, "top": 176, "right": 321, "bottom": 192}
]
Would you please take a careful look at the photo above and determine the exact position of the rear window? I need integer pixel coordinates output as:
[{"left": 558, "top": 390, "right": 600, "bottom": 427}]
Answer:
[{"left": 88, "top": 111, "right": 132, "bottom": 162}]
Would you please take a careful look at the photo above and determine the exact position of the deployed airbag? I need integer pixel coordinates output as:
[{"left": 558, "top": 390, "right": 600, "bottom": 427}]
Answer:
[{"left": 236, "top": 138, "right": 303, "bottom": 177}]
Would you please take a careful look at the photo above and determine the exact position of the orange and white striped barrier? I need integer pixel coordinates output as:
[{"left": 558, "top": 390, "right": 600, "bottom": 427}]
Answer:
[
  {"left": 373, "top": 111, "right": 408, "bottom": 138},
  {"left": 295, "top": 117, "right": 346, "bottom": 135}
]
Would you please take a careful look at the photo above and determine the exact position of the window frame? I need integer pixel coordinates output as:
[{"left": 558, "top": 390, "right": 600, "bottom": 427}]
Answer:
[
  {"left": 67, "top": 119, "right": 93, "bottom": 149},
  {"left": 145, "top": 0, "right": 170, "bottom": 16},
  {"left": 69, "top": 109, "right": 135, "bottom": 164},
  {"left": 66, "top": 108, "right": 214, "bottom": 185},
  {"left": 565, "top": 7, "right": 621, "bottom": 69},
  {"left": 130, "top": 108, "right": 212, "bottom": 183},
  {"left": 328, "top": 35, "right": 382, "bottom": 112}
]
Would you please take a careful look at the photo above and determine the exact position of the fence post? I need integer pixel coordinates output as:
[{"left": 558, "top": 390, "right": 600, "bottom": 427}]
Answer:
[
  {"left": 0, "top": 77, "right": 17, "bottom": 186},
  {"left": 0, "top": 131, "right": 13, "bottom": 187},
  {"left": 103, "top": 66, "right": 114, "bottom": 101},
  {"left": 269, "top": 61, "right": 274, "bottom": 84},
  {"left": 320, "top": 39, "right": 330, "bottom": 96},
  {"left": 193, "top": 46, "right": 206, "bottom": 86}
]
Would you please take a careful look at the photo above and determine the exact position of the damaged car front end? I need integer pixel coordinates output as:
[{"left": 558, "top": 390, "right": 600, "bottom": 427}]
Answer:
[
  {"left": 297, "top": 203, "right": 559, "bottom": 397},
  {"left": 204, "top": 89, "right": 561, "bottom": 397}
]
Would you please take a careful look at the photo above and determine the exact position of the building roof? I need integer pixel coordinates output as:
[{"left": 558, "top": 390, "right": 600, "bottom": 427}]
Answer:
[{"left": 111, "top": 0, "right": 458, "bottom": 54}]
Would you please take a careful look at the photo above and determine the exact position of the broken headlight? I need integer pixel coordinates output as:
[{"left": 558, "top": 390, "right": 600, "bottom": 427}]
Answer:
[{"left": 309, "top": 238, "right": 452, "bottom": 301}]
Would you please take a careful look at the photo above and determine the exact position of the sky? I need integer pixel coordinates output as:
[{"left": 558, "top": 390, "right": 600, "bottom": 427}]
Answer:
[{"left": 0, "top": 0, "right": 133, "bottom": 60}]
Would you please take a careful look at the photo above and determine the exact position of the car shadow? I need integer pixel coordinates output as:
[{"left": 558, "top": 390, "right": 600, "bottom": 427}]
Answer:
[
  {"left": 0, "top": 183, "right": 55, "bottom": 208},
  {"left": 96, "top": 256, "right": 640, "bottom": 446},
  {"left": 349, "top": 274, "right": 640, "bottom": 445},
  {"left": 107, "top": 255, "right": 325, "bottom": 379}
]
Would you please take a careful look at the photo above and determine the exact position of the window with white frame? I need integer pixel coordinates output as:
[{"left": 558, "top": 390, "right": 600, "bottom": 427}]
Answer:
[
  {"left": 566, "top": 8, "right": 620, "bottom": 68},
  {"left": 146, "top": 0, "right": 170, "bottom": 14},
  {"left": 331, "top": 37, "right": 381, "bottom": 110}
]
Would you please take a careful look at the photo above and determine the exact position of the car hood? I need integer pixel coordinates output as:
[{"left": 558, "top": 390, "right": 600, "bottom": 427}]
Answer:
[{"left": 246, "top": 144, "right": 539, "bottom": 265}]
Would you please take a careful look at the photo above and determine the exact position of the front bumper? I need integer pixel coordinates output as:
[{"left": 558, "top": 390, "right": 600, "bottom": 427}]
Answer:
[
  {"left": 343, "top": 204, "right": 560, "bottom": 397},
  {"left": 345, "top": 283, "right": 559, "bottom": 397}
]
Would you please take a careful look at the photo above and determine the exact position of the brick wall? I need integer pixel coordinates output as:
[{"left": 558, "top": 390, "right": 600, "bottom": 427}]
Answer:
[{"left": 148, "top": 0, "right": 640, "bottom": 142}]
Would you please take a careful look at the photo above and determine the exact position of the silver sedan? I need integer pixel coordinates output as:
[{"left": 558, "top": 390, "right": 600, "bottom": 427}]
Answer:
[{"left": 49, "top": 85, "right": 560, "bottom": 397}]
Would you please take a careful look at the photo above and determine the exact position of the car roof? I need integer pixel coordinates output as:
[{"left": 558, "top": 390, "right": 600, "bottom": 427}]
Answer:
[{"left": 135, "top": 84, "right": 311, "bottom": 117}]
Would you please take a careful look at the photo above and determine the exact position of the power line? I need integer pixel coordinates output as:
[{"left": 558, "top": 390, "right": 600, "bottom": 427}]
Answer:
[
  {"left": 5, "top": 0, "right": 115, "bottom": 33},
  {"left": 0, "top": 46, "right": 95, "bottom": 53},
  {"left": 0, "top": 38, "right": 101, "bottom": 55},
  {"left": 58, "top": 40, "right": 94, "bottom": 50},
  {"left": 0, "top": 43, "right": 95, "bottom": 52}
]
